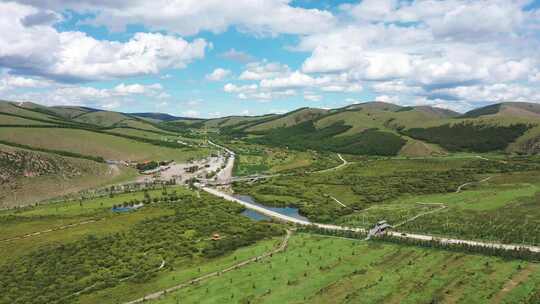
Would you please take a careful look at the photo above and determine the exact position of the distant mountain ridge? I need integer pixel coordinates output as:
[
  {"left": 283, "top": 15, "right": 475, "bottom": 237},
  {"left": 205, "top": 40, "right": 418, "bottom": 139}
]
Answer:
[
  {"left": 131, "top": 112, "right": 194, "bottom": 122},
  {"left": 2, "top": 99, "right": 540, "bottom": 155}
]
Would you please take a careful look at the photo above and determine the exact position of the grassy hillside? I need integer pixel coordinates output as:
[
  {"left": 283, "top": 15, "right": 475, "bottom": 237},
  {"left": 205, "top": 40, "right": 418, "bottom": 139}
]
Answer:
[
  {"left": 246, "top": 108, "right": 328, "bottom": 132},
  {"left": 233, "top": 103, "right": 460, "bottom": 156},
  {"left": 405, "top": 122, "right": 532, "bottom": 152},
  {"left": 49, "top": 106, "right": 96, "bottom": 119},
  {"left": 338, "top": 101, "right": 402, "bottom": 112},
  {"left": 220, "top": 102, "right": 465, "bottom": 157},
  {"left": 463, "top": 102, "right": 540, "bottom": 119},
  {"left": 203, "top": 114, "right": 277, "bottom": 129},
  {"left": 0, "top": 101, "right": 61, "bottom": 121},
  {"left": 73, "top": 111, "right": 130, "bottom": 127},
  {"left": 4, "top": 100, "right": 540, "bottom": 156},
  {"left": 131, "top": 112, "right": 182, "bottom": 122},
  {"left": 398, "top": 138, "right": 447, "bottom": 157},
  {"left": 316, "top": 105, "right": 459, "bottom": 135},
  {"left": 413, "top": 105, "right": 459, "bottom": 117},
  {"left": 0, "top": 127, "right": 211, "bottom": 162},
  {"left": 0, "top": 113, "right": 54, "bottom": 126},
  {"left": 0, "top": 143, "right": 136, "bottom": 208},
  {"left": 249, "top": 121, "right": 406, "bottom": 156}
]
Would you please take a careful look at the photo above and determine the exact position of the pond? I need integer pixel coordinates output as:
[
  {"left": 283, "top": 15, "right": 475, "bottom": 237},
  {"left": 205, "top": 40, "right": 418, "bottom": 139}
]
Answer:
[{"left": 235, "top": 195, "right": 309, "bottom": 222}]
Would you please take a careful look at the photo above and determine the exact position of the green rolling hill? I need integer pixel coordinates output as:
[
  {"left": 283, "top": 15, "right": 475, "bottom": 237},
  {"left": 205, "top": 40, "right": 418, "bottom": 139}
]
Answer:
[
  {"left": 0, "top": 100, "right": 212, "bottom": 207},
  {"left": 2, "top": 99, "right": 540, "bottom": 208},
  {"left": 216, "top": 101, "right": 539, "bottom": 156}
]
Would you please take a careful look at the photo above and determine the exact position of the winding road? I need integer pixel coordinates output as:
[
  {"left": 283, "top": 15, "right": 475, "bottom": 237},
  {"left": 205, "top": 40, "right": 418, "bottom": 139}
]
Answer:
[
  {"left": 456, "top": 176, "right": 493, "bottom": 193},
  {"left": 202, "top": 146, "right": 350, "bottom": 187},
  {"left": 202, "top": 142, "right": 540, "bottom": 254},
  {"left": 313, "top": 153, "right": 349, "bottom": 174}
]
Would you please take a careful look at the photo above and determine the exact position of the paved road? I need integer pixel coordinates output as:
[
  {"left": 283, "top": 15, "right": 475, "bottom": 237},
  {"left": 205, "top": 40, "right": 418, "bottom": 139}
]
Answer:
[
  {"left": 207, "top": 140, "right": 235, "bottom": 185},
  {"left": 124, "top": 230, "right": 292, "bottom": 304},
  {"left": 204, "top": 150, "right": 349, "bottom": 186},
  {"left": 199, "top": 185, "right": 540, "bottom": 253},
  {"left": 202, "top": 144, "right": 540, "bottom": 253}
]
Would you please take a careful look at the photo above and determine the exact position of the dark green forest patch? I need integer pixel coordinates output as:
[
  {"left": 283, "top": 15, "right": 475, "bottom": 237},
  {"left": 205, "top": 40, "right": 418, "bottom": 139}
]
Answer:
[
  {"left": 404, "top": 122, "right": 531, "bottom": 152},
  {"left": 249, "top": 121, "right": 406, "bottom": 156}
]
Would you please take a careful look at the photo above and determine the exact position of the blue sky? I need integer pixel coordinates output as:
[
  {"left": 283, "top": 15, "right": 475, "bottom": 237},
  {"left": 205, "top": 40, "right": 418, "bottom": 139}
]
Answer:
[{"left": 1, "top": 0, "right": 540, "bottom": 117}]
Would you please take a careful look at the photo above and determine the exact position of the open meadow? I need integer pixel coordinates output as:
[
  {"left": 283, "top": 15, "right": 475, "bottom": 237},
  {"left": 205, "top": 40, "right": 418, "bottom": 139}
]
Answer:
[
  {"left": 0, "top": 127, "right": 211, "bottom": 162},
  {"left": 151, "top": 233, "right": 540, "bottom": 304}
]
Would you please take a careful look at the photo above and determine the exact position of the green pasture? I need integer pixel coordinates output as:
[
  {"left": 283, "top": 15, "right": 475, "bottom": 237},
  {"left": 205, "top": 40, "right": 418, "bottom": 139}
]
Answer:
[
  {"left": 0, "top": 127, "right": 212, "bottom": 161},
  {"left": 152, "top": 233, "right": 540, "bottom": 304}
]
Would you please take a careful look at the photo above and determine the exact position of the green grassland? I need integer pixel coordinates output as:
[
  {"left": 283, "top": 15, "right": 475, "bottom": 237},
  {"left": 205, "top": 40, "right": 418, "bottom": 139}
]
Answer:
[
  {"left": 0, "top": 143, "right": 137, "bottom": 208},
  {"left": 217, "top": 102, "right": 540, "bottom": 157},
  {"left": 314, "top": 106, "right": 452, "bottom": 136},
  {"left": 227, "top": 141, "right": 341, "bottom": 176},
  {"left": 234, "top": 156, "right": 540, "bottom": 246},
  {"left": 0, "top": 127, "right": 211, "bottom": 161},
  {"left": 0, "top": 188, "right": 282, "bottom": 304},
  {"left": 151, "top": 233, "right": 540, "bottom": 304},
  {"left": 0, "top": 113, "right": 54, "bottom": 126},
  {"left": 0, "top": 101, "right": 61, "bottom": 121},
  {"left": 107, "top": 127, "right": 178, "bottom": 140},
  {"left": 0, "top": 186, "right": 193, "bottom": 257},
  {"left": 116, "top": 118, "right": 176, "bottom": 133},
  {"left": 234, "top": 157, "right": 485, "bottom": 222},
  {"left": 398, "top": 138, "right": 447, "bottom": 156},
  {"left": 73, "top": 111, "right": 133, "bottom": 127},
  {"left": 0, "top": 102, "right": 215, "bottom": 208},
  {"left": 48, "top": 106, "right": 93, "bottom": 119},
  {"left": 203, "top": 115, "right": 276, "bottom": 129},
  {"left": 246, "top": 108, "right": 328, "bottom": 132}
]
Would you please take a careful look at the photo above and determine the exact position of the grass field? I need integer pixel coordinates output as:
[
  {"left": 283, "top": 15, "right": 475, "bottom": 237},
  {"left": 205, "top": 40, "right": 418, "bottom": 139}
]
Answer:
[
  {"left": 234, "top": 156, "right": 540, "bottom": 245},
  {"left": 150, "top": 233, "right": 540, "bottom": 304},
  {"left": 108, "top": 128, "right": 178, "bottom": 140},
  {"left": 227, "top": 141, "right": 341, "bottom": 176},
  {"left": 0, "top": 101, "right": 60, "bottom": 121},
  {"left": 246, "top": 108, "right": 328, "bottom": 132},
  {"left": 0, "top": 113, "right": 54, "bottom": 125},
  {"left": 2, "top": 159, "right": 540, "bottom": 303},
  {"left": 0, "top": 186, "right": 194, "bottom": 258},
  {"left": 73, "top": 111, "right": 132, "bottom": 127},
  {"left": 0, "top": 127, "right": 212, "bottom": 161},
  {"left": 78, "top": 237, "right": 282, "bottom": 304},
  {"left": 0, "top": 188, "right": 282, "bottom": 304},
  {"left": 0, "top": 143, "right": 138, "bottom": 208}
]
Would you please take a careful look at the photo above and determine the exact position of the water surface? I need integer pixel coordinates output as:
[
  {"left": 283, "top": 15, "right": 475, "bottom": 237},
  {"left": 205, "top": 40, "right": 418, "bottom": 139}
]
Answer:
[{"left": 235, "top": 194, "right": 309, "bottom": 222}]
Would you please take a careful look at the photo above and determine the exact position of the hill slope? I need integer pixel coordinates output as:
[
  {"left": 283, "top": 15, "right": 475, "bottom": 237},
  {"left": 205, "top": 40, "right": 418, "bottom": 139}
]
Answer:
[
  {"left": 0, "top": 100, "right": 215, "bottom": 207},
  {"left": 229, "top": 101, "right": 540, "bottom": 156},
  {"left": 0, "top": 143, "right": 136, "bottom": 208}
]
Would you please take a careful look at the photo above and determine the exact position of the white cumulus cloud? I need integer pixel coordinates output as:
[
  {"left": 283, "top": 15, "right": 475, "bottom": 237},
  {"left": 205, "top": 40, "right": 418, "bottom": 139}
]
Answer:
[
  {"left": 206, "top": 68, "right": 231, "bottom": 81},
  {"left": 0, "top": 2, "right": 208, "bottom": 82}
]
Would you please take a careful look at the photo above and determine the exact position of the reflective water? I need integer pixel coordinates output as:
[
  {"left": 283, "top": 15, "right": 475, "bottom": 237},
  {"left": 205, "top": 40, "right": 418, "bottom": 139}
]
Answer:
[{"left": 235, "top": 194, "right": 309, "bottom": 222}]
